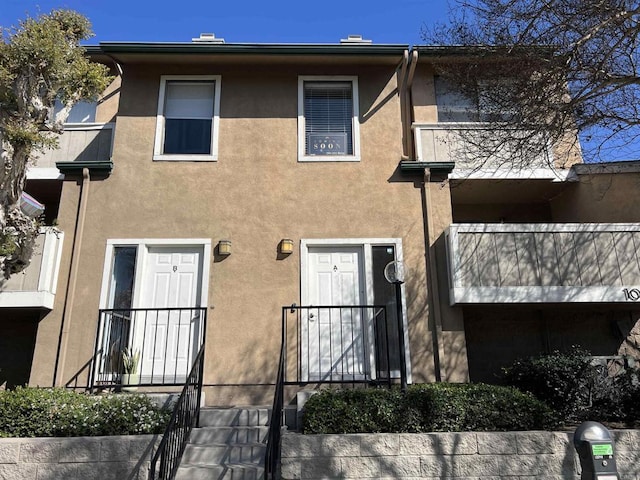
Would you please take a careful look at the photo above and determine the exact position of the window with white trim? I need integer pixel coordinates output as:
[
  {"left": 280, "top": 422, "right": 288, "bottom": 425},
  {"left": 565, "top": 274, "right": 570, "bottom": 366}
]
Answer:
[
  {"left": 153, "top": 75, "right": 221, "bottom": 161},
  {"left": 298, "top": 76, "right": 360, "bottom": 162}
]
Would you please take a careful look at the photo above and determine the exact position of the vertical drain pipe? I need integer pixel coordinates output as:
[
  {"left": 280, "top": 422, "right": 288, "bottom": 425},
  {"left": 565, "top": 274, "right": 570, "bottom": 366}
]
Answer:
[
  {"left": 422, "top": 170, "right": 447, "bottom": 382},
  {"left": 397, "top": 50, "right": 409, "bottom": 159},
  {"left": 53, "top": 167, "right": 90, "bottom": 387},
  {"left": 404, "top": 50, "right": 418, "bottom": 160}
]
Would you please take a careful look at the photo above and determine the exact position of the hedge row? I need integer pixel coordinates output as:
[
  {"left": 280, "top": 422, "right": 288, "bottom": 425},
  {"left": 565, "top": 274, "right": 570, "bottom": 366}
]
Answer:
[
  {"left": 302, "top": 383, "right": 556, "bottom": 434},
  {"left": 503, "top": 347, "right": 640, "bottom": 424},
  {"left": 0, "top": 387, "right": 170, "bottom": 437}
]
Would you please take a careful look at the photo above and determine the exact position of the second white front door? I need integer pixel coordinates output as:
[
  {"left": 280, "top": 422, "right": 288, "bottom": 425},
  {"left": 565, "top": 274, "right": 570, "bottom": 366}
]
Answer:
[
  {"left": 305, "top": 246, "right": 368, "bottom": 380},
  {"left": 135, "top": 246, "right": 203, "bottom": 381}
]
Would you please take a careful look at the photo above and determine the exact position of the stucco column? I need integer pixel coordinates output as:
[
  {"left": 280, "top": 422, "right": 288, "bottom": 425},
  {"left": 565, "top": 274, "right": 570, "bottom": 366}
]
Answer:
[{"left": 423, "top": 171, "right": 469, "bottom": 382}]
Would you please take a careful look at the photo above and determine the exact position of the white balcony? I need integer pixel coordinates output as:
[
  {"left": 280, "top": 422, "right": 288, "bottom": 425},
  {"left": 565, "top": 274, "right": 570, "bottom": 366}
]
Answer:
[
  {"left": 0, "top": 227, "right": 64, "bottom": 309},
  {"left": 413, "top": 123, "right": 561, "bottom": 179},
  {"left": 446, "top": 223, "right": 640, "bottom": 304}
]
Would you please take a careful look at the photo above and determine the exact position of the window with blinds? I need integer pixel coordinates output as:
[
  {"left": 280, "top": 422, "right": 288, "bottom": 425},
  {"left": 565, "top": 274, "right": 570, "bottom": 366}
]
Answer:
[
  {"left": 154, "top": 75, "right": 221, "bottom": 161},
  {"left": 302, "top": 80, "right": 356, "bottom": 157}
]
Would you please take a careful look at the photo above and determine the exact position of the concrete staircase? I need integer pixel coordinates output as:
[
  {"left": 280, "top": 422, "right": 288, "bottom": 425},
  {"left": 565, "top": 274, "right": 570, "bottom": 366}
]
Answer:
[{"left": 175, "top": 407, "right": 270, "bottom": 480}]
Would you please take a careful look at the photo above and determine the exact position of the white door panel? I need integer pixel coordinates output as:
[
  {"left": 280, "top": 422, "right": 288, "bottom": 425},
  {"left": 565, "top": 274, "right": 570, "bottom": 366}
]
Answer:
[
  {"left": 305, "top": 246, "right": 368, "bottom": 380},
  {"left": 136, "top": 246, "right": 202, "bottom": 382}
]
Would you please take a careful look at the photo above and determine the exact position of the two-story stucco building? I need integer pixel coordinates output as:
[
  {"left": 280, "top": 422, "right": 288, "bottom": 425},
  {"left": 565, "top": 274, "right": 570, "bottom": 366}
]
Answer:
[{"left": 2, "top": 36, "right": 639, "bottom": 409}]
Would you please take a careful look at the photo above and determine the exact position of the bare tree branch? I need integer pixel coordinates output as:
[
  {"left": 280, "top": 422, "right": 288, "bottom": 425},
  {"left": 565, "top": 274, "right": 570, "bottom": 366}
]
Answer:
[{"left": 425, "top": 0, "right": 640, "bottom": 165}]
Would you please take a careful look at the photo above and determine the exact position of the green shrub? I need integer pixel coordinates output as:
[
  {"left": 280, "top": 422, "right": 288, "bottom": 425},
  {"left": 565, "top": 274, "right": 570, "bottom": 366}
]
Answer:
[
  {"left": 502, "top": 347, "right": 595, "bottom": 422},
  {"left": 502, "top": 348, "right": 640, "bottom": 425},
  {"left": 302, "top": 388, "right": 404, "bottom": 434},
  {"left": 0, "top": 387, "right": 170, "bottom": 437},
  {"left": 302, "top": 383, "right": 554, "bottom": 434}
]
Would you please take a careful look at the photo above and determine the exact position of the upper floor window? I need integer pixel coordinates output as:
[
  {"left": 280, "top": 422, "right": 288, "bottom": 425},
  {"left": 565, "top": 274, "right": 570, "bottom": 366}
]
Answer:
[
  {"left": 53, "top": 99, "right": 97, "bottom": 124},
  {"left": 435, "top": 76, "right": 512, "bottom": 123},
  {"left": 298, "top": 76, "right": 360, "bottom": 162},
  {"left": 153, "top": 75, "right": 221, "bottom": 161},
  {"left": 434, "top": 76, "right": 479, "bottom": 123}
]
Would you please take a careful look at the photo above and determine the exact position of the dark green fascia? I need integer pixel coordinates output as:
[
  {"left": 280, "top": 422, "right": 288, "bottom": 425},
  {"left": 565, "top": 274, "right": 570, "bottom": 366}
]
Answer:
[
  {"left": 415, "top": 44, "right": 556, "bottom": 58},
  {"left": 86, "top": 43, "right": 408, "bottom": 57},
  {"left": 400, "top": 160, "right": 455, "bottom": 175},
  {"left": 56, "top": 161, "right": 113, "bottom": 175}
]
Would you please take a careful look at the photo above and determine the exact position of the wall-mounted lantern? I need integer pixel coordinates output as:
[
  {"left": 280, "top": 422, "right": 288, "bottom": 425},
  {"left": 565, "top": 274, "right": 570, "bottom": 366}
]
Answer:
[
  {"left": 218, "top": 240, "right": 232, "bottom": 256},
  {"left": 279, "top": 239, "right": 294, "bottom": 255}
]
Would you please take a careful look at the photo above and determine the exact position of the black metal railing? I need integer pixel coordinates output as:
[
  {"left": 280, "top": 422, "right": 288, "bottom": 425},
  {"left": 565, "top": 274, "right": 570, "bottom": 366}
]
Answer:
[
  {"left": 149, "top": 344, "right": 205, "bottom": 480},
  {"left": 265, "top": 322, "right": 285, "bottom": 479},
  {"left": 90, "top": 307, "right": 206, "bottom": 391},
  {"left": 265, "top": 304, "right": 406, "bottom": 478},
  {"left": 283, "top": 305, "right": 401, "bottom": 385}
]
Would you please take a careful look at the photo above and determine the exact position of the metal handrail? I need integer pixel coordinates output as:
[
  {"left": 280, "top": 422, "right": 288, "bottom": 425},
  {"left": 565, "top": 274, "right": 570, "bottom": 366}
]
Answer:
[
  {"left": 265, "top": 303, "right": 402, "bottom": 478},
  {"left": 90, "top": 307, "right": 206, "bottom": 391},
  {"left": 149, "top": 344, "right": 205, "bottom": 480},
  {"left": 264, "top": 308, "right": 287, "bottom": 479}
]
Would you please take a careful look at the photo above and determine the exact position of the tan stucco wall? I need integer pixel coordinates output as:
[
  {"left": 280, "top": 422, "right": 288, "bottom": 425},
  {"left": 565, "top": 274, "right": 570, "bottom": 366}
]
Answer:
[
  {"left": 424, "top": 177, "right": 469, "bottom": 382},
  {"left": 29, "top": 178, "right": 81, "bottom": 388},
  {"left": 29, "top": 60, "right": 457, "bottom": 404},
  {"left": 95, "top": 76, "right": 121, "bottom": 124},
  {"left": 551, "top": 171, "right": 640, "bottom": 223},
  {"left": 410, "top": 64, "right": 437, "bottom": 125}
]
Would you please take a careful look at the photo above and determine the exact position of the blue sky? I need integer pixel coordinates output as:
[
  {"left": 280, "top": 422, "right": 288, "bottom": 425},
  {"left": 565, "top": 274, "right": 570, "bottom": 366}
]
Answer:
[{"left": 1, "top": 0, "right": 449, "bottom": 45}]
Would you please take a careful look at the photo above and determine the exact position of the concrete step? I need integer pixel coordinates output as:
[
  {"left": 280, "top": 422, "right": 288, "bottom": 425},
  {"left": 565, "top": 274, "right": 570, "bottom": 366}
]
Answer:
[
  {"left": 182, "top": 443, "right": 266, "bottom": 465},
  {"left": 175, "top": 464, "right": 265, "bottom": 480},
  {"left": 199, "top": 407, "right": 271, "bottom": 427},
  {"left": 189, "top": 426, "right": 269, "bottom": 444}
]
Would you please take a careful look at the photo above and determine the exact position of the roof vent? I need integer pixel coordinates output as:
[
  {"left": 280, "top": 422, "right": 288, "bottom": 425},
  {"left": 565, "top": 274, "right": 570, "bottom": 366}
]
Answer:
[
  {"left": 340, "top": 34, "right": 372, "bottom": 44},
  {"left": 192, "top": 33, "right": 225, "bottom": 44}
]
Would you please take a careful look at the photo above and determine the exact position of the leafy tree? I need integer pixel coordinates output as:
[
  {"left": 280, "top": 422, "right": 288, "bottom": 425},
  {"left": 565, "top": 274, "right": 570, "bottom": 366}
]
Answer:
[
  {"left": 0, "top": 10, "right": 111, "bottom": 276},
  {"left": 426, "top": 0, "right": 640, "bottom": 166}
]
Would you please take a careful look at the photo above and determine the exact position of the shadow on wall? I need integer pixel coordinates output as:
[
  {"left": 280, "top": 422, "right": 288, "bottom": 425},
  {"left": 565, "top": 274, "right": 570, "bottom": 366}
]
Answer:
[{"left": 281, "top": 431, "right": 585, "bottom": 479}]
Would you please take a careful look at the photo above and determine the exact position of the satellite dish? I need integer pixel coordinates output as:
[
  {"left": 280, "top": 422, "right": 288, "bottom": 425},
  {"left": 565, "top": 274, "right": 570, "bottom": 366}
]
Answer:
[{"left": 384, "top": 261, "right": 405, "bottom": 284}]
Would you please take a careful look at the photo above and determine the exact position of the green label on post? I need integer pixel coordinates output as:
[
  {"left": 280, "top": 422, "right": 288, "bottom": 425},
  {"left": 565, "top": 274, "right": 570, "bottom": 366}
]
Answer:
[{"left": 592, "top": 444, "right": 613, "bottom": 456}]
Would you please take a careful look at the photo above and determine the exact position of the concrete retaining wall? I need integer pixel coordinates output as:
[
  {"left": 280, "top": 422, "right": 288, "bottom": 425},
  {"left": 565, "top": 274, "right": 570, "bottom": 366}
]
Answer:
[
  {"left": 0, "top": 434, "right": 159, "bottom": 480},
  {"left": 281, "top": 430, "right": 640, "bottom": 479}
]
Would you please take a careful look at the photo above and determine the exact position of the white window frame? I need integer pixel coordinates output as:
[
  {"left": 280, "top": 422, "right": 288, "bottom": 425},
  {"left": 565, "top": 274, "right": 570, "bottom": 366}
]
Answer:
[
  {"left": 98, "top": 238, "right": 212, "bottom": 309},
  {"left": 297, "top": 76, "right": 361, "bottom": 162},
  {"left": 153, "top": 75, "right": 221, "bottom": 162},
  {"left": 300, "top": 238, "right": 412, "bottom": 383}
]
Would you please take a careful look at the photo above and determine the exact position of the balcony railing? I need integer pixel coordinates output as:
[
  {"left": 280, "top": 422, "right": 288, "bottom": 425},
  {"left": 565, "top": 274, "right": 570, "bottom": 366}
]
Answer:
[
  {"left": 0, "top": 227, "right": 64, "bottom": 309},
  {"left": 90, "top": 307, "right": 206, "bottom": 390},
  {"left": 281, "top": 305, "right": 402, "bottom": 385},
  {"left": 446, "top": 223, "right": 640, "bottom": 304},
  {"left": 31, "top": 123, "right": 114, "bottom": 169},
  {"left": 413, "top": 123, "right": 554, "bottom": 177}
]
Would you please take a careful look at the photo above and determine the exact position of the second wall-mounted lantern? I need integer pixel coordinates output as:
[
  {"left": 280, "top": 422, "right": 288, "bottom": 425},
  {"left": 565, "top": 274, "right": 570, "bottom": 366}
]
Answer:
[
  {"left": 218, "top": 240, "right": 232, "bottom": 256},
  {"left": 279, "top": 238, "right": 294, "bottom": 255}
]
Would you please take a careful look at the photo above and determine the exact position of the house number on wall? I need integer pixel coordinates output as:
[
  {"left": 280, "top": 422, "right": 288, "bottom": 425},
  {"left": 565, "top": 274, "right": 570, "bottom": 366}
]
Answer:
[
  {"left": 622, "top": 288, "right": 640, "bottom": 301},
  {"left": 173, "top": 266, "right": 178, "bottom": 272}
]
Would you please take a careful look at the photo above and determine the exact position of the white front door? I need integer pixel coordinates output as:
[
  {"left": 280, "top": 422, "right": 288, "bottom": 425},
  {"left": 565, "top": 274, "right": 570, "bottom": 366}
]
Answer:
[
  {"left": 304, "top": 246, "right": 368, "bottom": 380},
  {"left": 135, "top": 246, "right": 203, "bottom": 382}
]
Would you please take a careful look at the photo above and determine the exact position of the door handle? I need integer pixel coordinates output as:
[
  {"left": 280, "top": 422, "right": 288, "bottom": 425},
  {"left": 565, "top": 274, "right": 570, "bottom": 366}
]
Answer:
[{"left": 309, "top": 313, "right": 315, "bottom": 321}]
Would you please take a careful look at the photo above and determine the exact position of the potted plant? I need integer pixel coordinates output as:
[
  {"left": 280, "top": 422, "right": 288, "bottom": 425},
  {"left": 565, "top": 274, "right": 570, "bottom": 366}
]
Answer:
[{"left": 121, "top": 347, "right": 140, "bottom": 392}]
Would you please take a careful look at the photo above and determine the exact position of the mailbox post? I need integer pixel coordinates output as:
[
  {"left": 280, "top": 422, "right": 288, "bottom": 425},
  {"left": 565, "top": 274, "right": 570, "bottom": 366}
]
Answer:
[{"left": 574, "top": 421, "right": 620, "bottom": 480}]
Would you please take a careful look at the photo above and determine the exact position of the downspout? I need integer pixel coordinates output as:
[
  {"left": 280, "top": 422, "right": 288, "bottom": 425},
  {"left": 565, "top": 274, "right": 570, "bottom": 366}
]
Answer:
[
  {"left": 422, "top": 170, "right": 448, "bottom": 381},
  {"left": 53, "top": 167, "right": 90, "bottom": 387},
  {"left": 397, "top": 50, "right": 409, "bottom": 159},
  {"left": 105, "top": 55, "right": 124, "bottom": 77},
  {"left": 404, "top": 50, "right": 418, "bottom": 160}
]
